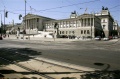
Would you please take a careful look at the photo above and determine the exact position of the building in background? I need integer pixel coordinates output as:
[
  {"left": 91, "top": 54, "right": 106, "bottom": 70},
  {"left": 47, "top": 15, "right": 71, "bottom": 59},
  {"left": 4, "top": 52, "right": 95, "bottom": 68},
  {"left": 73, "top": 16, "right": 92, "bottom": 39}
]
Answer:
[
  {"left": 22, "top": 13, "right": 55, "bottom": 34},
  {"left": 44, "top": 13, "right": 102, "bottom": 38},
  {"left": 6, "top": 7, "right": 119, "bottom": 38},
  {"left": 95, "top": 7, "right": 114, "bottom": 37},
  {"left": 6, "top": 23, "right": 23, "bottom": 34},
  {"left": 113, "top": 20, "right": 119, "bottom": 36}
]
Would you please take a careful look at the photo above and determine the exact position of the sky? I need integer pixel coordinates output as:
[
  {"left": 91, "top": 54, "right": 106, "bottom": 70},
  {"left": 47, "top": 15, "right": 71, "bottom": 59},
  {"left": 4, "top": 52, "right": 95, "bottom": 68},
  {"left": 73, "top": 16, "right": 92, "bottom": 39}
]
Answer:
[{"left": 0, "top": 0, "right": 120, "bottom": 25}]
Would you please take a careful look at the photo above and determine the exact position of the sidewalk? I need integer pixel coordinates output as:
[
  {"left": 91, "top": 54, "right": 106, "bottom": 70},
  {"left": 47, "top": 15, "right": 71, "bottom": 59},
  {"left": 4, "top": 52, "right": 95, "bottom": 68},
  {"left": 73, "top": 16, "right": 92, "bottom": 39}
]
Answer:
[
  {"left": 3, "top": 35, "right": 119, "bottom": 43},
  {"left": 3, "top": 35, "right": 91, "bottom": 42}
]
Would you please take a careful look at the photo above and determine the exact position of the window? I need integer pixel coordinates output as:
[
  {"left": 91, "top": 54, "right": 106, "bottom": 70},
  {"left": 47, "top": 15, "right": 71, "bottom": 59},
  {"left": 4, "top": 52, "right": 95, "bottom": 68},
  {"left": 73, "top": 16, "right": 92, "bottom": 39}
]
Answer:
[
  {"left": 103, "top": 25, "right": 106, "bottom": 29},
  {"left": 81, "top": 30, "right": 83, "bottom": 34},
  {"left": 72, "top": 31, "right": 75, "bottom": 34},
  {"left": 66, "top": 31, "right": 68, "bottom": 34},
  {"left": 60, "top": 31, "right": 61, "bottom": 34},
  {"left": 103, "top": 19, "right": 105, "bottom": 22},
  {"left": 87, "top": 30, "right": 89, "bottom": 34},
  {"left": 88, "top": 18, "right": 90, "bottom": 26},
  {"left": 37, "top": 18, "right": 39, "bottom": 22},
  {"left": 84, "top": 30, "right": 86, "bottom": 34},
  {"left": 62, "top": 31, "right": 64, "bottom": 34}
]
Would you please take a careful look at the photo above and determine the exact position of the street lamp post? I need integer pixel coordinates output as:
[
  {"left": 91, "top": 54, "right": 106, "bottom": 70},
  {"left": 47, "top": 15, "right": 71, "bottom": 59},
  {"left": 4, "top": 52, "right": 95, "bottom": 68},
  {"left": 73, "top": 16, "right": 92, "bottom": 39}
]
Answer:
[
  {"left": 23, "top": 0, "right": 27, "bottom": 40},
  {"left": 0, "top": 13, "right": 2, "bottom": 36},
  {"left": 4, "top": 8, "right": 6, "bottom": 35},
  {"left": 54, "top": 22, "right": 59, "bottom": 41},
  {"left": 91, "top": 14, "right": 92, "bottom": 39}
]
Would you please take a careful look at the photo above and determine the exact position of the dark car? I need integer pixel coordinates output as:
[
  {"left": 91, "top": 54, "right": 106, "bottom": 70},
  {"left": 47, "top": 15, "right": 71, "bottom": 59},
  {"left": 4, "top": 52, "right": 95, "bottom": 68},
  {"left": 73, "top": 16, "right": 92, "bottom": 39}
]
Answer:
[
  {"left": 109, "top": 36, "right": 113, "bottom": 40},
  {"left": 0, "top": 36, "right": 3, "bottom": 40}
]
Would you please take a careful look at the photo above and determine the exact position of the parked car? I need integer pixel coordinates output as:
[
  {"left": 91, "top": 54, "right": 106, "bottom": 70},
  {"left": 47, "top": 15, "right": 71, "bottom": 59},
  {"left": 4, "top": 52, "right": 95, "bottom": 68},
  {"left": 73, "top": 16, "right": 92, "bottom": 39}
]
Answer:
[
  {"left": 95, "top": 36, "right": 101, "bottom": 40},
  {"left": 75, "top": 36, "right": 80, "bottom": 39},
  {"left": 0, "top": 36, "right": 3, "bottom": 40},
  {"left": 113, "top": 36, "right": 118, "bottom": 39},
  {"left": 103, "top": 37, "right": 109, "bottom": 41},
  {"left": 86, "top": 36, "right": 92, "bottom": 39},
  {"left": 109, "top": 36, "right": 113, "bottom": 40}
]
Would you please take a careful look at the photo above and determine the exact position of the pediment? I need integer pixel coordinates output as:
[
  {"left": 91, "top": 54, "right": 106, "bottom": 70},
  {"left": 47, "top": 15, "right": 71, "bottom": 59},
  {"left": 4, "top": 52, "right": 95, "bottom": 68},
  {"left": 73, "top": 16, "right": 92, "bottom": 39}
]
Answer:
[{"left": 78, "top": 13, "right": 94, "bottom": 18}]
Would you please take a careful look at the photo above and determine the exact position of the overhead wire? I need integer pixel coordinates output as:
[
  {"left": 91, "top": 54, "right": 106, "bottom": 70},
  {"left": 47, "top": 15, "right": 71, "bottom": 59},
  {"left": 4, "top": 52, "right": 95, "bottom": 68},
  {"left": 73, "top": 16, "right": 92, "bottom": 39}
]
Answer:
[
  {"left": 109, "top": 5, "right": 120, "bottom": 9},
  {"left": 37, "top": 0, "right": 100, "bottom": 12},
  {"left": 1, "top": 0, "right": 100, "bottom": 15},
  {"left": 5, "top": 0, "right": 100, "bottom": 17},
  {"left": 0, "top": 0, "right": 5, "bottom": 8}
]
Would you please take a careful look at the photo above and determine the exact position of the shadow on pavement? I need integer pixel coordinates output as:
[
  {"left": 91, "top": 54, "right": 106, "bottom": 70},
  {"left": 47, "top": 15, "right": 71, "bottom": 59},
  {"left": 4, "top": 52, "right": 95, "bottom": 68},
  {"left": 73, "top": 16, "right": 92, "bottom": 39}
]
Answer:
[{"left": 0, "top": 47, "right": 42, "bottom": 66}]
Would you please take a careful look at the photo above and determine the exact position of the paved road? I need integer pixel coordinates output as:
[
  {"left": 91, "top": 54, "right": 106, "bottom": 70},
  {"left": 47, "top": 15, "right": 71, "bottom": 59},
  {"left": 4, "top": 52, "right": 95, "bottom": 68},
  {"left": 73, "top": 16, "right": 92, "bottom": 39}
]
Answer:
[{"left": 0, "top": 39, "right": 120, "bottom": 70}]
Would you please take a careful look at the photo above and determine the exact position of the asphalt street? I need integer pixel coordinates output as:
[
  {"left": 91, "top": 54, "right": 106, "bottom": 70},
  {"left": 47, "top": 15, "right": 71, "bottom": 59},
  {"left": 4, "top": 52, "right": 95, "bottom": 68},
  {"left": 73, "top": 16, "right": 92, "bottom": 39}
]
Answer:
[{"left": 0, "top": 39, "right": 120, "bottom": 70}]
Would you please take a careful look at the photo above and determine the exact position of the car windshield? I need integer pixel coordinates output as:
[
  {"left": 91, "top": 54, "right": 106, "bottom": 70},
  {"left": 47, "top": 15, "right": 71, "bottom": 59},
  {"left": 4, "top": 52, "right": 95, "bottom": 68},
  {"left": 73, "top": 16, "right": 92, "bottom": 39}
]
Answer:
[{"left": 0, "top": 0, "right": 120, "bottom": 79}]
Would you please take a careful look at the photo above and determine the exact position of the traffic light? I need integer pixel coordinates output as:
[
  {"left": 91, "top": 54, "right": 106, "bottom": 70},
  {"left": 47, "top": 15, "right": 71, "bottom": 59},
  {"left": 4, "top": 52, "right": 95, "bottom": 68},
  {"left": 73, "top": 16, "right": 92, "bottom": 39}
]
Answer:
[
  {"left": 19, "top": 14, "right": 22, "bottom": 20},
  {"left": 5, "top": 11, "right": 8, "bottom": 18}
]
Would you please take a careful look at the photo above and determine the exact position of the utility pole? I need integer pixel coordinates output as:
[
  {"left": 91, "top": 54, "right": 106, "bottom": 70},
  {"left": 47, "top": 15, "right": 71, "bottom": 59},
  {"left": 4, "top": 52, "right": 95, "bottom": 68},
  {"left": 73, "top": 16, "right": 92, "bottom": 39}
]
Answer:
[
  {"left": 12, "top": 20, "right": 14, "bottom": 34},
  {"left": 0, "top": 13, "right": 2, "bottom": 36},
  {"left": 4, "top": 8, "right": 5, "bottom": 34},
  {"left": 90, "top": 14, "right": 92, "bottom": 39},
  {"left": 24, "top": 0, "right": 27, "bottom": 40}
]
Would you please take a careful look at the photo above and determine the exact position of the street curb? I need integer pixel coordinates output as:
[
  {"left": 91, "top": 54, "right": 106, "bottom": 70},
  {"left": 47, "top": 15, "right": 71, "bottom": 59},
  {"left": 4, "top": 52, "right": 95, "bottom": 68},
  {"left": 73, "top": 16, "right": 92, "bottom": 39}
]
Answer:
[{"left": 35, "top": 57, "right": 96, "bottom": 71}]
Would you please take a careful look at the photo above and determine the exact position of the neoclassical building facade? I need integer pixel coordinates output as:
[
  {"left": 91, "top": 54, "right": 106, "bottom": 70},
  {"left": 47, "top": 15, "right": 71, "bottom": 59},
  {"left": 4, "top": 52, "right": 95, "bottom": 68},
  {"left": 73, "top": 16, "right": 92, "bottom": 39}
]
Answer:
[
  {"left": 6, "top": 8, "right": 119, "bottom": 38},
  {"left": 95, "top": 10, "right": 114, "bottom": 37},
  {"left": 22, "top": 13, "right": 55, "bottom": 34},
  {"left": 44, "top": 13, "right": 102, "bottom": 38}
]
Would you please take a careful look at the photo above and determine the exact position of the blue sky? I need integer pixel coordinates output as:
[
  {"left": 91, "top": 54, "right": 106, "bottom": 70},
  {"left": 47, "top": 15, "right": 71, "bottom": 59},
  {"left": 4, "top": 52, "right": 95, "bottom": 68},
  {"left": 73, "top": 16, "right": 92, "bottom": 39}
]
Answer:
[{"left": 0, "top": 0, "right": 120, "bottom": 25}]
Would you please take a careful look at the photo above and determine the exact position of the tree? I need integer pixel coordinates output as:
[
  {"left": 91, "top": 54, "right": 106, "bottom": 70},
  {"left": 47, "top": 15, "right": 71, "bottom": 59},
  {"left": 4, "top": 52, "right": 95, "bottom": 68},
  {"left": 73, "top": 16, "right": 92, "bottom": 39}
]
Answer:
[{"left": 111, "top": 30, "right": 118, "bottom": 36}]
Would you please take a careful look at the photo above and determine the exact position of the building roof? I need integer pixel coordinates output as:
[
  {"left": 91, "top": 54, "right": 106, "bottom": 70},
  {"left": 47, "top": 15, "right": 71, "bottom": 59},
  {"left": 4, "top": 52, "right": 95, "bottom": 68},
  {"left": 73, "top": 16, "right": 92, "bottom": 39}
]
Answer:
[
  {"left": 23, "top": 13, "right": 55, "bottom": 20},
  {"left": 77, "top": 13, "right": 95, "bottom": 18}
]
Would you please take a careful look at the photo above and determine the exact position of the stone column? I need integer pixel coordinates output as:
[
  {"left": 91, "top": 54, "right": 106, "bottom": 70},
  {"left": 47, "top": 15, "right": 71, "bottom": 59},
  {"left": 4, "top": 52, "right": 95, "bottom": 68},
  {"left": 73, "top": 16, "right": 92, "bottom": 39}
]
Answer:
[
  {"left": 86, "top": 18, "right": 88, "bottom": 26},
  {"left": 26, "top": 19, "right": 28, "bottom": 29},
  {"left": 35, "top": 18, "right": 37, "bottom": 28},
  {"left": 92, "top": 16, "right": 95, "bottom": 38},
  {"left": 79, "top": 19, "right": 81, "bottom": 27},
  {"left": 31, "top": 19, "right": 32, "bottom": 29},
  {"left": 68, "top": 21, "right": 70, "bottom": 28},
  {"left": 33, "top": 18, "right": 34, "bottom": 29},
  {"left": 82, "top": 19, "right": 83, "bottom": 27},
  {"left": 35, "top": 18, "right": 36, "bottom": 29},
  {"left": 81, "top": 19, "right": 83, "bottom": 27},
  {"left": 84, "top": 18, "right": 86, "bottom": 26},
  {"left": 29, "top": 19, "right": 30, "bottom": 29},
  {"left": 28, "top": 19, "right": 30, "bottom": 29},
  {"left": 75, "top": 20, "right": 76, "bottom": 28},
  {"left": 65, "top": 21, "right": 67, "bottom": 28},
  {"left": 83, "top": 19, "right": 85, "bottom": 27},
  {"left": 34, "top": 18, "right": 36, "bottom": 29},
  {"left": 30, "top": 19, "right": 32, "bottom": 29},
  {"left": 27, "top": 20, "right": 28, "bottom": 29},
  {"left": 82, "top": 19, "right": 84, "bottom": 27}
]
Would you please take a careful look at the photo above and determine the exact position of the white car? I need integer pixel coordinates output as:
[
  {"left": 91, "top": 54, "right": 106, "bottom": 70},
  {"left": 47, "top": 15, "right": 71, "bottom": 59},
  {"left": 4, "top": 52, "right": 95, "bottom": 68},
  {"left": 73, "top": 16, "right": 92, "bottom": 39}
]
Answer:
[
  {"left": 95, "top": 36, "right": 101, "bottom": 40},
  {"left": 103, "top": 37, "right": 109, "bottom": 41}
]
